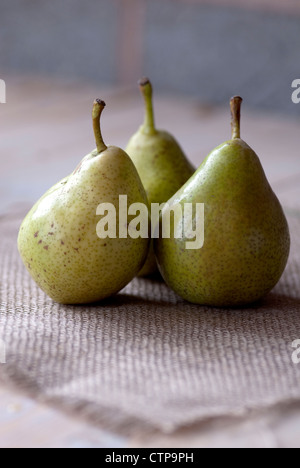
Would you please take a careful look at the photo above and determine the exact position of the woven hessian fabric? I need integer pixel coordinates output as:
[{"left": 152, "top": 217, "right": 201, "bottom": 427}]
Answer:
[{"left": 0, "top": 211, "right": 300, "bottom": 434}]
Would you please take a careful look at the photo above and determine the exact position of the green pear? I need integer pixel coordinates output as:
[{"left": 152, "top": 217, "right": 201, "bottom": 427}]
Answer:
[
  {"left": 18, "top": 100, "right": 150, "bottom": 305},
  {"left": 126, "top": 78, "right": 195, "bottom": 276},
  {"left": 155, "top": 96, "right": 290, "bottom": 307}
]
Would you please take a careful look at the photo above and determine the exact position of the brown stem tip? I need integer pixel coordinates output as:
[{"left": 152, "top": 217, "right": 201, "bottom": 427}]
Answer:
[
  {"left": 95, "top": 99, "right": 106, "bottom": 107},
  {"left": 230, "top": 96, "right": 243, "bottom": 140},
  {"left": 138, "top": 77, "right": 151, "bottom": 87}
]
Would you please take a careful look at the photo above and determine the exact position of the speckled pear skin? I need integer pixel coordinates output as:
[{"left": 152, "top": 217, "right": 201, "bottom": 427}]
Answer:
[
  {"left": 127, "top": 130, "right": 195, "bottom": 204},
  {"left": 18, "top": 145, "right": 150, "bottom": 305},
  {"left": 155, "top": 131, "right": 290, "bottom": 308},
  {"left": 126, "top": 78, "right": 194, "bottom": 276}
]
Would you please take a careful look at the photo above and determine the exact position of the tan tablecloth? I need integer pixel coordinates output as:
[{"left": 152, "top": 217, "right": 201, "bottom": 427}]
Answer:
[{"left": 0, "top": 210, "right": 300, "bottom": 435}]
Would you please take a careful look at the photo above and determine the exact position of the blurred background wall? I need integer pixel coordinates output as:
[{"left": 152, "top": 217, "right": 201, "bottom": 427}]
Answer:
[{"left": 0, "top": 0, "right": 300, "bottom": 113}]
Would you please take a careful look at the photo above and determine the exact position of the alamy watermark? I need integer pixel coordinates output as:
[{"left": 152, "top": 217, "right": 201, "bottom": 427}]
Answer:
[
  {"left": 291, "top": 79, "right": 300, "bottom": 104},
  {"left": 292, "top": 340, "right": 300, "bottom": 365},
  {"left": 0, "top": 79, "right": 6, "bottom": 104},
  {"left": 0, "top": 337, "right": 6, "bottom": 364},
  {"left": 96, "top": 196, "right": 205, "bottom": 250}
]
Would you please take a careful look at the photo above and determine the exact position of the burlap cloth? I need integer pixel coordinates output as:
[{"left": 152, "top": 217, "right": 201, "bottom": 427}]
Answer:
[{"left": 1, "top": 209, "right": 300, "bottom": 435}]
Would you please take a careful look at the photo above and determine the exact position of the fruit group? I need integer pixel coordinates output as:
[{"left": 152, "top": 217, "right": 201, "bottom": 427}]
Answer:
[
  {"left": 155, "top": 96, "right": 290, "bottom": 307},
  {"left": 126, "top": 78, "right": 194, "bottom": 276},
  {"left": 18, "top": 100, "right": 149, "bottom": 304}
]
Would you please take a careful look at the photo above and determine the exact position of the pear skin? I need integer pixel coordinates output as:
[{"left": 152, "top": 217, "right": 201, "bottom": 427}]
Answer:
[
  {"left": 155, "top": 97, "right": 290, "bottom": 307},
  {"left": 126, "top": 78, "right": 194, "bottom": 276},
  {"left": 18, "top": 100, "right": 150, "bottom": 305}
]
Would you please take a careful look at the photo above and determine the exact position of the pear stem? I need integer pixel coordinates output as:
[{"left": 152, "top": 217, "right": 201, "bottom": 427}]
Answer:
[
  {"left": 139, "top": 77, "right": 156, "bottom": 134},
  {"left": 230, "top": 96, "right": 243, "bottom": 140},
  {"left": 92, "top": 99, "right": 107, "bottom": 153}
]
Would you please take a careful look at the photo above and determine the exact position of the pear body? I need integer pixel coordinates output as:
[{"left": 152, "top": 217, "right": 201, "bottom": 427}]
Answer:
[
  {"left": 18, "top": 147, "right": 149, "bottom": 304},
  {"left": 126, "top": 128, "right": 194, "bottom": 276},
  {"left": 155, "top": 139, "right": 290, "bottom": 307}
]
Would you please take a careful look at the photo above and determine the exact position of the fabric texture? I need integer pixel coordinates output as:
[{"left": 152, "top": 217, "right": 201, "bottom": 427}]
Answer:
[{"left": 0, "top": 210, "right": 300, "bottom": 434}]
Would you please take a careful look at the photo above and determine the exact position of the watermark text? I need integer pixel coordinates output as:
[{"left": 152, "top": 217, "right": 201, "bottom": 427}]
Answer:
[
  {"left": 0, "top": 338, "right": 6, "bottom": 364},
  {"left": 96, "top": 196, "right": 205, "bottom": 250},
  {"left": 291, "top": 79, "right": 300, "bottom": 104},
  {"left": 292, "top": 339, "right": 300, "bottom": 364},
  {"left": 0, "top": 79, "right": 6, "bottom": 104}
]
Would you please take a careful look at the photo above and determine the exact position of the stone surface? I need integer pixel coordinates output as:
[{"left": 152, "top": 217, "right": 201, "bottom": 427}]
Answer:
[
  {"left": 144, "top": 1, "right": 300, "bottom": 114},
  {"left": 0, "top": 0, "right": 118, "bottom": 83},
  {"left": 0, "top": 1, "right": 300, "bottom": 113}
]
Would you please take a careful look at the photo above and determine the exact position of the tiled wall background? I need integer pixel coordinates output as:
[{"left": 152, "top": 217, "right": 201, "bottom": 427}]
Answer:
[{"left": 1, "top": 0, "right": 300, "bottom": 113}]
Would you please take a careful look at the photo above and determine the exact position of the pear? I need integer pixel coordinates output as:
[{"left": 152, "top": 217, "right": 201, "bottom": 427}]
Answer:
[
  {"left": 126, "top": 78, "right": 194, "bottom": 276},
  {"left": 18, "top": 100, "right": 150, "bottom": 305},
  {"left": 155, "top": 96, "right": 290, "bottom": 307}
]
